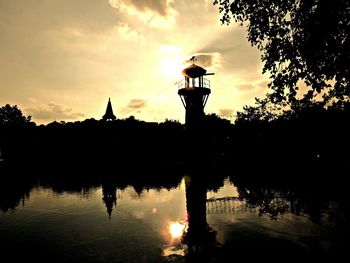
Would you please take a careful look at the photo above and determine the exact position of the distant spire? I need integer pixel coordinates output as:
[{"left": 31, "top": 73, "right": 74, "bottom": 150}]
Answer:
[{"left": 102, "top": 98, "right": 116, "bottom": 121}]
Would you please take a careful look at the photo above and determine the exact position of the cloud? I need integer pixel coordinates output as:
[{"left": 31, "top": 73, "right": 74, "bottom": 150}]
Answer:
[
  {"left": 237, "top": 80, "right": 269, "bottom": 91},
  {"left": 198, "top": 28, "right": 263, "bottom": 81},
  {"left": 26, "top": 103, "right": 85, "bottom": 122},
  {"left": 110, "top": 0, "right": 176, "bottom": 28},
  {"left": 0, "top": 0, "right": 121, "bottom": 102},
  {"left": 238, "top": 80, "right": 269, "bottom": 101},
  {"left": 218, "top": 108, "right": 235, "bottom": 117},
  {"left": 115, "top": 0, "right": 172, "bottom": 16},
  {"left": 126, "top": 99, "right": 146, "bottom": 109},
  {"left": 236, "top": 84, "right": 254, "bottom": 91},
  {"left": 115, "top": 22, "right": 146, "bottom": 43},
  {"left": 0, "top": 0, "right": 117, "bottom": 34},
  {"left": 184, "top": 53, "right": 221, "bottom": 68},
  {"left": 28, "top": 97, "right": 38, "bottom": 103}
]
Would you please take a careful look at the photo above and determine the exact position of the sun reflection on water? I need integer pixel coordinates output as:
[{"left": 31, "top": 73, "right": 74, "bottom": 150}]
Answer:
[
  {"left": 169, "top": 221, "right": 186, "bottom": 239},
  {"left": 162, "top": 220, "right": 188, "bottom": 257}
]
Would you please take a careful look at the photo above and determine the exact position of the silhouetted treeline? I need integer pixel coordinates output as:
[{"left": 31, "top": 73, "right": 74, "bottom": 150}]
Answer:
[
  {"left": 0, "top": 109, "right": 234, "bottom": 174},
  {"left": 1, "top": 102, "right": 350, "bottom": 180},
  {"left": 230, "top": 100, "right": 350, "bottom": 181}
]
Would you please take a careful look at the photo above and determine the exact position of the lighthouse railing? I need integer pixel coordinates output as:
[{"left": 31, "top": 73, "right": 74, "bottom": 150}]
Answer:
[{"left": 177, "top": 78, "right": 210, "bottom": 89}]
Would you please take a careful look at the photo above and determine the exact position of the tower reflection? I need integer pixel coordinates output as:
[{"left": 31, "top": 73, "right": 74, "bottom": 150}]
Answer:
[
  {"left": 182, "top": 174, "right": 217, "bottom": 257},
  {"left": 102, "top": 180, "right": 117, "bottom": 220}
]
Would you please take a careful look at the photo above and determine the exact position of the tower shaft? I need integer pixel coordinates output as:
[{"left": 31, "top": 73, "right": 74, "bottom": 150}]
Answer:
[{"left": 178, "top": 87, "right": 210, "bottom": 127}]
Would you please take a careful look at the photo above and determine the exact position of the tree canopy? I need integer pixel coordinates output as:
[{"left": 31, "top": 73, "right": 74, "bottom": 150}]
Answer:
[
  {"left": 213, "top": 0, "right": 350, "bottom": 104},
  {"left": 0, "top": 104, "right": 32, "bottom": 128}
]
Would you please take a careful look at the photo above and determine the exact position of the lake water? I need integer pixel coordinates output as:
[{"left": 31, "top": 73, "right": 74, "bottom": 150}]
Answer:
[{"left": 1, "top": 174, "right": 348, "bottom": 262}]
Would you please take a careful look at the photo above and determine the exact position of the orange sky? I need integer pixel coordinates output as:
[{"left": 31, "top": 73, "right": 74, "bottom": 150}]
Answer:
[{"left": 0, "top": 0, "right": 269, "bottom": 124}]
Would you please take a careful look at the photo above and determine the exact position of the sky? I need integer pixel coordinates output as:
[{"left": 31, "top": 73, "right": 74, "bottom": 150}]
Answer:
[{"left": 0, "top": 0, "right": 269, "bottom": 124}]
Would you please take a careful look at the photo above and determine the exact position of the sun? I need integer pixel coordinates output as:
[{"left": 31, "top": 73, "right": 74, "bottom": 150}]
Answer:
[
  {"left": 159, "top": 45, "right": 184, "bottom": 82},
  {"left": 159, "top": 57, "right": 184, "bottom": 81}
]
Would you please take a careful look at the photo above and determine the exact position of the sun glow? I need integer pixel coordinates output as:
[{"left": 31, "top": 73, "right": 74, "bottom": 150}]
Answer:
[
  {"left": 159, "top": 58, "right": 183, "bottom": 81},
  {"left": 159, "top": 45, "right": 184, "bottom": 81}
]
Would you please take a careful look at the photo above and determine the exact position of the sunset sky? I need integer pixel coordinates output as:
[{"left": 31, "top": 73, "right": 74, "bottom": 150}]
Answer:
[{"left": 0, "top": 0, "right": 269, "bottom": 124}]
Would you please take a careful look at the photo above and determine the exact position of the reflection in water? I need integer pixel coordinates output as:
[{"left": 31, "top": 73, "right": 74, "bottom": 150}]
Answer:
[
  {"left": 169, "top": 221, "right": 187, "bottom": 239},
  {"left": 1, "top": 164, "right": 350, "bottom": 261},
  {"left": 0, "top": 148, "right": 4, "bottom": 162},
  {"left": 182, "top": 175, "right": 217, "bottom": 254},
  {"left": 102, "top": 181, "right": 117, "bottom": 219},
  {"left": 206, "top": 197, "right": 254, "bottom": 215},
  {"left": 162, "top": 221, "right": 188, "bottom": 257},
  {"left": 155, "top": 171, "right": 223, "bottom": 260},
  {"left": 161, "top": 174, "right": 220, "bottom": 260},
  {"left": 162, "top": 243, "right": 186, "bottom": 257}
]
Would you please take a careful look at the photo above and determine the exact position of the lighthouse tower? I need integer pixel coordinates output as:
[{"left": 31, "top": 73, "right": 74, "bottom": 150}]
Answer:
[{"left": 178, "top": 59, "right": 213, "bottom": 128}]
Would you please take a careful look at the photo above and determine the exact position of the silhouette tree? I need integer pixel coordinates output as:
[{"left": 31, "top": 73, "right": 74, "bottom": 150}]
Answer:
[
  {"left": 213, "top": 0, "right": 350, "bottom": 103},
  {"left": 0, "top": 104, "right": 32, "bottom": 128},
  {"left": 235, "top": 96, "right": 283, "bottom": 124}
]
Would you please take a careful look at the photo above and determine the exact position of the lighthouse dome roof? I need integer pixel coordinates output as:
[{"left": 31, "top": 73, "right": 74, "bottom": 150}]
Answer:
[{"left": 182, "top": 64, "right": 206, "bottom": 78}]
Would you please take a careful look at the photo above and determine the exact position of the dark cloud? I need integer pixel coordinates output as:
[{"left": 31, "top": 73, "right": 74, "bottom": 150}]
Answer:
[
  {"left": 118, "top": 0, "right": 171, "bottom": 16},
  {"left": 26, "top": 103, "right": 85, "bottom": 121},
  {"left": 218, "top": 108, "right": 235, "bottom": 117},
  {"left": 127, "top": 99, "right": 146, "bottom": 109}
]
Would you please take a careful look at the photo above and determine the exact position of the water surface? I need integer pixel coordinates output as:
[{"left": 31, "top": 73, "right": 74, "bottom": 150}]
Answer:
[{"left": 1, "top": 175, "right": 348, "bottom": 262}]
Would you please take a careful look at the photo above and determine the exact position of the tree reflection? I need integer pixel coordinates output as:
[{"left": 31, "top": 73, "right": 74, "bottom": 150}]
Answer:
[
  {"left": 0, "top": 165, "right": 36, "bottom": 212},
  {"left": 230, "top": 174, "right": 350, "bottom": 224}
]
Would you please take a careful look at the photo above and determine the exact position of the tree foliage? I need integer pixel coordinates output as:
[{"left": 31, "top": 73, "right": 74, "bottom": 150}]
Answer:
[
  {"left": 213, "top": 0, "right": 350, "bottom": 103},
  {"left": 0, "top": 104, "right": 32, "bottom": 128},
  {"left": 235, "top": 96, "right": 283, "bottom": 124}
]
